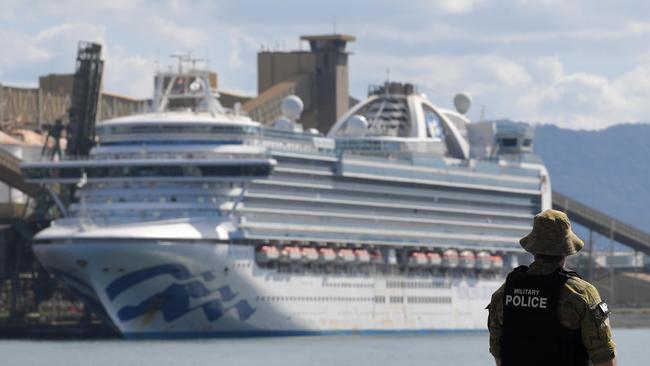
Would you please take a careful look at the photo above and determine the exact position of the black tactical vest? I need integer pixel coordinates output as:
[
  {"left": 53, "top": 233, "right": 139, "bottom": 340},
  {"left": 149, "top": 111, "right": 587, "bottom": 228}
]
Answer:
[{"left": 501, "top": 265, "right": 589, "bottom": 366}]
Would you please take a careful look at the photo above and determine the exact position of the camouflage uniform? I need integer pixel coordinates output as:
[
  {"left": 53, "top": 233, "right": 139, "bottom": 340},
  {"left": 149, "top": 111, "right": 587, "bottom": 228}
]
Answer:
[
  {"left": 487, "top": 260, "right": 616, "bottom": 364},
  {"left": 487, "top": 209, "right": 616, "bottom": 364}
]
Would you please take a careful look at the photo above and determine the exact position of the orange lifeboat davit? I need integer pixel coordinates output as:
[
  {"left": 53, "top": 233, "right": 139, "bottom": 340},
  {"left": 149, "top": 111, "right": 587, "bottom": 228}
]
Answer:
[
  {"left": 476, "top": 251, "right": 492, "bottom": 270},
  {"left": 302, "top": 247, "right": 319, "bottom": 262},
  {"left": 491, "top": 255, "right": 504, "bottom": 270},
  {"left": 426, "top": 251, "right": 442, "bottom": 267},
  {"left": 318, "top": 247, "right": 337, "bottom": 262},
  {"left": 442, "top": 249, "right": 459, "bottom": 268},
  {"left": 282, "top": 246, "right": 302, "bottom": 261},
  {"left": 256, "top": 245, "right": 280, "bottom": 263},
  {"left": 459, "top": 250, "right": 476, "bottom": 269},
  {"left": 408, "top": 251, "right": 428, "bottom": 267},
  {"left": 355, "top": 249, "right": 371, "bottom": 263},
  {"left": 338, "top": 248, "right": 356, "bottom": 263}
]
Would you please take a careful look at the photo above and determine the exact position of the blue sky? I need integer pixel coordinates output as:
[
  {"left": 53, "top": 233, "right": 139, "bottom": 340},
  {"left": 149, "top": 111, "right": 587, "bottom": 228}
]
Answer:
[{"left": 2, "top": 0, "right": 650, "bottom": 129}]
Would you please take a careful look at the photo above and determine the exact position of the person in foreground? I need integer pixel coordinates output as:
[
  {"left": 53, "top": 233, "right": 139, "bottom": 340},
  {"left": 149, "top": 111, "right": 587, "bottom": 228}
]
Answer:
[{"left": 487, "top": 209, "right": 617, "bottom": 366}]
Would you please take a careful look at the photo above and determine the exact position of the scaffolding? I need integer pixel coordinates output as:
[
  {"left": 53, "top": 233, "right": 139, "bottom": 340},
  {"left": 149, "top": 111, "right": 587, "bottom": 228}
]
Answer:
[{"left": 66, "top": 42, "right": 103, "bottom": 157}]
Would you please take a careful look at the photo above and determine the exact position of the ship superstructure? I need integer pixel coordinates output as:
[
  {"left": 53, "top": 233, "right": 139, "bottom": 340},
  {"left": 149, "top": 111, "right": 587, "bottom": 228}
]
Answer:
[{"left": 22, "top": 62, "right": 550, "bottom": 337}]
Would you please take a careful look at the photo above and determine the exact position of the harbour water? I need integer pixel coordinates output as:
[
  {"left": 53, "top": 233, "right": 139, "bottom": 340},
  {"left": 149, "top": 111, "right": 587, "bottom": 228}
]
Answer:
[{"left": 2, "top": 329, "right": 646, "bottom": 366}]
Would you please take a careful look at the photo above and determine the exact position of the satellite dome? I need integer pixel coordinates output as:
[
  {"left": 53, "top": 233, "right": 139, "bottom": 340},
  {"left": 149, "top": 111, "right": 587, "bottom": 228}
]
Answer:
[
  {"left": 281, "top": 95, "right": 304, "bottom": 121},
  {"left": 453, "top": 93, "right": 472, "bottom": 115},
  {"left": 189, "top": 79, "right": 202, "bottom": 92},
  {"left": 345, "top": 115, "right": 368, "bottom": 137}
]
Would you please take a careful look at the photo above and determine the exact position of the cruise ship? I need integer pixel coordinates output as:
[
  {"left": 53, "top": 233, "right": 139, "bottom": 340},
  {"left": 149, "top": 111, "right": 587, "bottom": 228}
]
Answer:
[{"left": 22, "top": 64, "right": 550, "bottom": 338}]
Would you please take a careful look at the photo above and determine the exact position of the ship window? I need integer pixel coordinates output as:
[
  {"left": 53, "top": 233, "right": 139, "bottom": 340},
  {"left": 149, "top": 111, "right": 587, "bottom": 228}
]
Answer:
[
  {"left": 336, "top": 97, "right": 410, "bottom": 138},
  {"left": 523, "top": 139, "right": 532, "bottom": 147},
  {"left": 26, "top": 163, "right": 272, "bottom": 181},
  {"left": 422, "top": 105, "right": 444, "bottom": 139},
  {"left": 97, "top": 124, "right": 259, "bottom": 136},
  {"left": 500, "top": 138, "right": 518, "bottom": 147}
]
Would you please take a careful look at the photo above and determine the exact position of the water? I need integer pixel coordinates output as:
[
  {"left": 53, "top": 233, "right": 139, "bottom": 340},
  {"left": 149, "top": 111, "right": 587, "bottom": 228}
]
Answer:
[{"left": 1, "top": 329, "right": 646, "bottom": 366}]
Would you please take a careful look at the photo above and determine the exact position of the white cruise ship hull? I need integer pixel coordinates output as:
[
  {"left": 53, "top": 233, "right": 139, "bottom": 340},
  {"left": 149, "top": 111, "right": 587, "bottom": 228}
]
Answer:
[{"left": 34, "top": 239, "right": 499, "bottom": 338}]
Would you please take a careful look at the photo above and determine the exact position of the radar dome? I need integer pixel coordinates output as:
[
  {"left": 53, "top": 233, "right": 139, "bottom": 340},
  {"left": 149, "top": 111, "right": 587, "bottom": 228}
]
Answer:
[
  {"left": 189, "top": 80, "right": 202, "bottom": 92},
  {"left": 345, "top": 115, "right": 368, "bottom": 137},
  {"left": 281, "top": 95, "right": 304, "bottom": 121},
  {"left": 453, "top": 93, "right": 472, "bottom": 115},
  {"left": 272, "top": 117, "right": 294, "bottom": 131}
]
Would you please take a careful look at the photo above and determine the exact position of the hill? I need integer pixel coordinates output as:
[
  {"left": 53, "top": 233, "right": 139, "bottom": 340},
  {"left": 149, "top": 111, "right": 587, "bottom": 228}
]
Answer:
[{"left": 533, "top": 123, "right": 650, "bottom": 234}]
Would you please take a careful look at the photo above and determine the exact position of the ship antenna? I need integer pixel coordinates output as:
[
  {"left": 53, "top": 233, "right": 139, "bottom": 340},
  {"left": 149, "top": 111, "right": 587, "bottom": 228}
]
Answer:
[
  {"left": 155, "top": 47, "right": 160, "bottom": 72},
  {"left": 170, "top": 53, "right": 184, "bottom": 73}
]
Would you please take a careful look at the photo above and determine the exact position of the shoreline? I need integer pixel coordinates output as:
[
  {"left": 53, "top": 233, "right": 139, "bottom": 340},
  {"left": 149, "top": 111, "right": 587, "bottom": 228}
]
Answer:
[
  {"left": 0, "top": 308, "right": 648, "bottom": 340},
  {"left": 610, "top": 308, "right": 650, "bottom": 329}
]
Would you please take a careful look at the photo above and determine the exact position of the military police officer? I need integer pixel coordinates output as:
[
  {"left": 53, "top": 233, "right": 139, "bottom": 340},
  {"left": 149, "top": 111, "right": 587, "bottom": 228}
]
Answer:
[{"left": 487, "top": 209, "right": 616, "bottom": 366}]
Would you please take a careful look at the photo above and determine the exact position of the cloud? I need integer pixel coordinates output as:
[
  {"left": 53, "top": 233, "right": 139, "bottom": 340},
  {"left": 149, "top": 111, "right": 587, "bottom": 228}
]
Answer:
[
  {"left": 0, "top": 31, "right": 49, "bottom": 67},
  {"left": 352, "top": 50, "right": 650, "bottom": 130},
  {"left": 102, "top": 48, "right": 154, "bottom": 97},
  {"left": 149, "top": 17, "right": 208, "bottom": 49},
  {"left": 434, "top": 0, "right": 486, "bottom": 14},
  {"left": 3, "top": 0, "right": 650, "bottom": 129},
  {"left": 484, "top": 21, "right": 650, "bottom": 44},
  {"left": 0, "top": 22, "right": 105, "bottom": 81}
]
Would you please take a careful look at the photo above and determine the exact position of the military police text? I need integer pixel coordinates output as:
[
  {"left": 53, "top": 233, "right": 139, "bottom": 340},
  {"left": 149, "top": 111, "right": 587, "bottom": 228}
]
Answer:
[{"left": 505, "top": 288, "right": 548, "bottom": 309}]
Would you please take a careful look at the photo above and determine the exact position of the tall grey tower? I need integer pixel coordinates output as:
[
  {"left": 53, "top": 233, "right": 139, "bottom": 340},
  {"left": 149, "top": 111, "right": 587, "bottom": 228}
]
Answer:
[{"left": 256, "top": 34, "right": 355, "bottom": 133}]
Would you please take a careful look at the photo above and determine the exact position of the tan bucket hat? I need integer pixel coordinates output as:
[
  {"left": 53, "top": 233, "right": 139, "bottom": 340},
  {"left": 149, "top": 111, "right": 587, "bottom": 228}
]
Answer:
[{"left": 519, "top": 209, "right": 584, "bottom": 256}]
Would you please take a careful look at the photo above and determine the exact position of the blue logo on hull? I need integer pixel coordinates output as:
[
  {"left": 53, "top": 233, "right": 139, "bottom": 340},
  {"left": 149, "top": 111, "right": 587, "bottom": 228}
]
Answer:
[{"left": 106, "top": 264, "right": 256, "bottom": 324}]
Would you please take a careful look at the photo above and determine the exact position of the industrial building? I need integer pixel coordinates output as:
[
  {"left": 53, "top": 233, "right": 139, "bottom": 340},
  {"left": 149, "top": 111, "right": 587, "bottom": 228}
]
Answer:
[{"left": 245, "top": 34, "right": 356, "bottom": 133}]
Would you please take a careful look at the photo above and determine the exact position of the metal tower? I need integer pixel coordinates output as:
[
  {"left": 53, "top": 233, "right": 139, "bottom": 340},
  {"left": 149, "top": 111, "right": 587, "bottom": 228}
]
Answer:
[{"left": 66, "top": 42, "right": 103, "bottom": 157}]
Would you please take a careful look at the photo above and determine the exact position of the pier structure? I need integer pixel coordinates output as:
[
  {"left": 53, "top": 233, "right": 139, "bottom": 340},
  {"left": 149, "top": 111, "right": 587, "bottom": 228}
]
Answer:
[
  {"left": 553, "top": 192, "right": 650, "bottom": 308},
  {"left": 553, "top": 191, "right": 650, "bottom": 255},
  {"left": 0, "top": 43, "right": 118, "bottom": 338}
]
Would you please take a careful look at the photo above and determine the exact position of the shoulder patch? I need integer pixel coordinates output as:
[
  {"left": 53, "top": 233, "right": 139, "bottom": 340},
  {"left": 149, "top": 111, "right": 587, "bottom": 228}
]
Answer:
[
  {"left": 591, "top": 301, "right": 611, "bottom": 323},
  {"left": 565, "top": 270, "right": 582, "bottom": 279}
]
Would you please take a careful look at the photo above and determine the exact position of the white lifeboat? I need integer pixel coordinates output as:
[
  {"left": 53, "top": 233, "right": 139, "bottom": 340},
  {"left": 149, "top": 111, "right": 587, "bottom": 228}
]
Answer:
[
  {"left": 355, "top": 249, "right": 371, "bottom": 263},
  {"left": 426, "top": 251, "right": 442, "bottom": 267},
  {"left": 255, "top": 245, "right": 279, "bottom": 263},
  {"left": 491, "top": 255, "right": 504, "bottom": 270},
  {"left": 476, "top": 251, "right": 492, "bottom": 270},
  {"left": 318, "top": 247, "right": 337, "bottom": 262},
  {"left": 408, "top": 251, "right": 428, "bottom": 267},
  {"left": 302, "top": 247, "right": 319, "bottom": 262},
  {"left": 442, "top": 249, "right": 459, "bottom": 268},
  {"left": 338, "top": 248, "right": 356, "bottom": 263},
  {"left": 459, "top": 250, "right": 476, "bottom": 269},
  {"left": 282, "top": 246, "right": 302, "bottom": 261}
]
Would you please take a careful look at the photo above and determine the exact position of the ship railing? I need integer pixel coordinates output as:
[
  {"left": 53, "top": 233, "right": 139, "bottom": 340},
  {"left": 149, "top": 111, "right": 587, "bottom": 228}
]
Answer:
[
  {"left": 61, "top": 208, "right": 223, "bottom": 226},
  {"left": 36, "top": 151, "right": 272, "bottom": 162}
]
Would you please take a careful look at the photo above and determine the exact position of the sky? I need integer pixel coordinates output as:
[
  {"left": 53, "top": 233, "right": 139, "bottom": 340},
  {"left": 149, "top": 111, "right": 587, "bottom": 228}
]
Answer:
[{"left": 2, "top": 0, "right": 650, "bottom": 129}]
